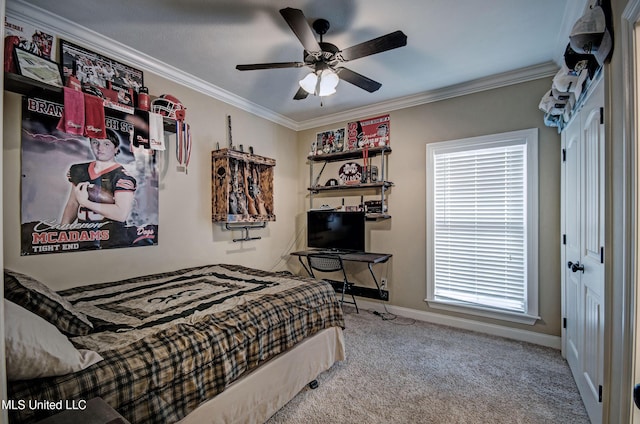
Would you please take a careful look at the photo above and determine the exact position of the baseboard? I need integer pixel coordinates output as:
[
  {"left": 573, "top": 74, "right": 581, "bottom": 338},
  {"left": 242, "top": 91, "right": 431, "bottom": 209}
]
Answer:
[{"left": 355, "top": 299, "right": 562, "bottom": 350}]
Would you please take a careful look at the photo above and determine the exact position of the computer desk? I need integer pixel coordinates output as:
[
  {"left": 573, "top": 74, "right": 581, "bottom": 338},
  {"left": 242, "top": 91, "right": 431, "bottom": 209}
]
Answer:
[{"left": 290, "top": 249, "right": 392, "bottom": 301}]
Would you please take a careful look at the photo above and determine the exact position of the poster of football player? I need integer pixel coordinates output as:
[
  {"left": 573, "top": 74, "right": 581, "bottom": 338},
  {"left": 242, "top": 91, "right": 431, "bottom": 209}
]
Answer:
[
  {"left": 4, "top": 14, "right": 55, "bottom": 73},
  {"left": 20, "top": 97, "right": 159, "bottom": 255}
]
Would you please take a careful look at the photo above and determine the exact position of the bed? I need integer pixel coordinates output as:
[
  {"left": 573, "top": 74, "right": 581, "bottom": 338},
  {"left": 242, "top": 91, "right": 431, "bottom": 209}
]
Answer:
[{"left": 4, "top": 264, "right": 346, "bottom": 423}]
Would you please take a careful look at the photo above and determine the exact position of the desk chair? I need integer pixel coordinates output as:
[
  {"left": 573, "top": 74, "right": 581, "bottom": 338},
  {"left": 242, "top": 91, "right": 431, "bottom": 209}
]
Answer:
[{"left": 306, "top": 253, "right": 359, "bottom": 313}]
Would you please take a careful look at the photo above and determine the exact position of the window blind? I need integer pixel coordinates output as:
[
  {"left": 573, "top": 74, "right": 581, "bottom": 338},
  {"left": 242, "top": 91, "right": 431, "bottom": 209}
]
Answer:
[{"left": 432, "top": 144, "right": 527, "bottom": 312}]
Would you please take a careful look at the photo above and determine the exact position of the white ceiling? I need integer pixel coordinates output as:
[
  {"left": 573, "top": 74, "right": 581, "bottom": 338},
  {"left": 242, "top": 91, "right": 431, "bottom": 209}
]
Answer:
[{"left": 11, "top": 0, "right": 587, "bottom": 129}]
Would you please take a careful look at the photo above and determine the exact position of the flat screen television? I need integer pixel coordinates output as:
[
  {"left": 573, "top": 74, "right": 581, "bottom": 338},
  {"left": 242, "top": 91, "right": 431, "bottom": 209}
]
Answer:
[{"left": 307, "top": 210, "right": 365, "bottom": 252}]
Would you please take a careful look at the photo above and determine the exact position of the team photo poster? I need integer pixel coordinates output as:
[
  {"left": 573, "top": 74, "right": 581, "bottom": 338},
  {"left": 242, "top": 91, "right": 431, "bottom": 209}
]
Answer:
[
  {"left": 20, "top": 96, "right": 159, "bottom": 255},
  {"left": 59, "top": 39, "right": 144, "bottom": 93}
]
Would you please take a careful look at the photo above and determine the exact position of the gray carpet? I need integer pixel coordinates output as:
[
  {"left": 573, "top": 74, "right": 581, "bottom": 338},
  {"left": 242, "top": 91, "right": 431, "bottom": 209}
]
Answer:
[{"left": 267, "top": 307, "right": 590, "bottom": 424}]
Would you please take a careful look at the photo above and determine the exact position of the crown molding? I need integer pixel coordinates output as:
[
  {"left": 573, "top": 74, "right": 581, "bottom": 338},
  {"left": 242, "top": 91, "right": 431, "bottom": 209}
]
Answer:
[
  {"left": 7, "top": 0, "right": 300, "bottom": 130},
  {"left": 295, "top": 62, "right": 559, "bottom": 130},
  {"left": 7, "top": 0, "right": 558, "bottom": 133}
]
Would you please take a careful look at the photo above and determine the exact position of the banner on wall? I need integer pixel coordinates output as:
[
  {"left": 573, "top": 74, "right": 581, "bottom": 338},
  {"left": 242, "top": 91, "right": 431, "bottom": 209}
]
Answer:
[
  {"left": 346, "top": 114, "right": 390, "bottom": 150},
  {"left": 20, "top": 97, "right": 159, "bottom": 255}
]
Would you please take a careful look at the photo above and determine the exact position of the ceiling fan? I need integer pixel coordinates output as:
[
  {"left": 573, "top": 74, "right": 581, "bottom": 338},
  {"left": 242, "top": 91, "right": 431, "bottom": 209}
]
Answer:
[{"left": 235, "top": 7, "right": 408, "bottom": 100}]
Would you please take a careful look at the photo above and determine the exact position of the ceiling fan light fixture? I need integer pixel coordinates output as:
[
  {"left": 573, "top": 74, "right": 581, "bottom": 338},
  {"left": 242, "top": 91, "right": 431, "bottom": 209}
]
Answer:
[
  {"left": 299, "top": 72, "right": 318, "bottom": 94},
  {"left": 318, "top": 69, "right": 339, "bottom": 96},
  {"left": 299, "top": 69, "right": 339, "bottom": 97}
]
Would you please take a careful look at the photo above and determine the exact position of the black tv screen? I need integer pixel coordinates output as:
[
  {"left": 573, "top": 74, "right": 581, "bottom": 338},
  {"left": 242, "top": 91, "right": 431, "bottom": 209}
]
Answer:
[{"left": 307, "top": 211, "right": 365, "bottom": 252}]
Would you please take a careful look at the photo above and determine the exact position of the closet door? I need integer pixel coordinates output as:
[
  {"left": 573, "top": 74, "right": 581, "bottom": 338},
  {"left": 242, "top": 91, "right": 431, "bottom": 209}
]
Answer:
[
  {"left": 562, "top": 78, "right": 605, "bottom": 424},
  {"left": 563, "top": 108, "right": 581, "bottom": 384}
]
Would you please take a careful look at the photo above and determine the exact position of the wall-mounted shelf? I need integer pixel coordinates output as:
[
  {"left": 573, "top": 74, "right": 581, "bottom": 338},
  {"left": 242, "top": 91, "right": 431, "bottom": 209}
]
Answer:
[
  {"left": 364, "top": 213, "right": 391, "bottom": 221},
  {"left": 4, "top": 73, "right": 177, "bottom": 133},
  {"left": 4, "top": 72, "right": 62, "bottom": 98},
  {"left": 308, "top": 146, "right": 391, "bottom": 163},
  {"left": 308, "top": 181, "right": 393, "bottom": 193},
  {"left": 307, "top": 146, "right": 392, "bottom": 219}
]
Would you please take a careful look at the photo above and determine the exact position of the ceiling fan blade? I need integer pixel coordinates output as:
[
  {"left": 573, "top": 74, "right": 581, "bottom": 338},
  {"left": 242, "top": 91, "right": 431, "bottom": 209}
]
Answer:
[
  {"left": 280, "top": 8, "right": 321, "bottom": 53},
  {"left": 336, "top": 68, "right": 382, "bottom": 93},
  {"left": 293, "top": 86, "right": 309, "bottom": 100},
  {"left": 338, "top": 30, "right": 407, "bottom": 62},
  {"left": 236, "top": 62, "right": 305, "bottom": 71}
]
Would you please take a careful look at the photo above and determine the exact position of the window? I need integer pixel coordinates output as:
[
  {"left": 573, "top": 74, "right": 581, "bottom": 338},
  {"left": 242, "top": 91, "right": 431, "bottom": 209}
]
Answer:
[{"left": 426, "top": 129, "right": 539, "bottom": 324}]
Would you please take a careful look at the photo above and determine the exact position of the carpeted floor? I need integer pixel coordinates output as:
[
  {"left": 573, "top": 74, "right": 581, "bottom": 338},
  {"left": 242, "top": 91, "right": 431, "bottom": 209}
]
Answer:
[{"left": 267, "top": 307, "right": 590, "bottom": 424}]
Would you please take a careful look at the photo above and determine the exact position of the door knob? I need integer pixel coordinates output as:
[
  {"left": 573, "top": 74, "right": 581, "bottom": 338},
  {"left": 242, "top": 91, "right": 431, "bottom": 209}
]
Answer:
[{"left": 567, "top": 261, "right": 585, "bottom": 273}]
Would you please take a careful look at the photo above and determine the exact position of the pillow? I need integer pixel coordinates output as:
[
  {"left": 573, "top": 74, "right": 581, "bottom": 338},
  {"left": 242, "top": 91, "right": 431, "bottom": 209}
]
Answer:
[
  {"left": 4, "top": 269, "right": 93, "bottom": 336},
  {"left": 4, "top": 299, "right": 103, "bottom": 381}
]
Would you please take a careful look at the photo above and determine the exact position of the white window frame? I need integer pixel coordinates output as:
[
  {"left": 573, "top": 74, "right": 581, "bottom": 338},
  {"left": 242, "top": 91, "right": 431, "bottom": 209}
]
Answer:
[{"left": 425, "top": 128, "right": 539, "bottom": 325}]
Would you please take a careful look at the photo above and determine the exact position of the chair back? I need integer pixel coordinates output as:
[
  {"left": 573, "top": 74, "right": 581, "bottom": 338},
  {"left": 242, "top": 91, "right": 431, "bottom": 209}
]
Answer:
[
  {"left": 307, "top": 253, "right": 344, "bottom": 276},
  {"left": 305, "top": 252, "right": 358, "bottom": 313}
]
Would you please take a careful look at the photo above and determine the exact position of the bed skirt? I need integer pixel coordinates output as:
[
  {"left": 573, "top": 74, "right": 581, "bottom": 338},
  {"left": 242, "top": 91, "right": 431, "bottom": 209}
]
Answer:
[{"left": 178, "top": 326, "right": 345, "bottom": 423}]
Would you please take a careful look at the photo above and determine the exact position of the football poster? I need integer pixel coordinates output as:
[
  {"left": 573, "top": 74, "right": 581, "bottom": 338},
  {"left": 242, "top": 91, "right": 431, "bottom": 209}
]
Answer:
[
  {"left": 20, "top": 96, "right": 159, "bottom": 255},
  {"left": 314, "top": 128, "right": 345, "bottom": 154},
  {"left": 4, "top": 15, "right": 55, "bottom": 72},
  {"left": 346, "top": 114, "right": 390, "bottom": 150}
]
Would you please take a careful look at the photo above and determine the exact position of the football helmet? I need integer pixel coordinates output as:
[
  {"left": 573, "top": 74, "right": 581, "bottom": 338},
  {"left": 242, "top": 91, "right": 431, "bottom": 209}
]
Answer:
[{"left": 151, "top": 94, "right": 186, "bottom": 120}]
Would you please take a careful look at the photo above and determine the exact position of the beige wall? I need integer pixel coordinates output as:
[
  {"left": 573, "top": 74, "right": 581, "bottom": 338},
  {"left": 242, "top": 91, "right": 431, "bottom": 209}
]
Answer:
[
  {"left": 2, "top": 67, "right": 561, "bottom": 336},
  {"left": 296, "top": 77, "right": 562, "bottom": 336},
  {"left": 3, "top": 71, "right": 300, "bottom": 290}
]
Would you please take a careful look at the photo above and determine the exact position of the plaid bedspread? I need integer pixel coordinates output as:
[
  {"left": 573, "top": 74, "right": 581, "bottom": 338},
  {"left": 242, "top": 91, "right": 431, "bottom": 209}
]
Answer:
[{"left": 8, "top": 264, "right": 345, "bottom": 424}]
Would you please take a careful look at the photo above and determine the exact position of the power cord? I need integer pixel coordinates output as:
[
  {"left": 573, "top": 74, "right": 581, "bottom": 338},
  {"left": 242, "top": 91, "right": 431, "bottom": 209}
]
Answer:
[
  {"left": 371, "top": 305, "right": 396, "bottom": 320},
  {"left": 369, "top": 306, "right": 416, "bottom": 326},
  {"left": 269, "top": 223, "right": 306, "bottom": 272},
  {"left": 372, "top": 310, "right": 395, "bottom": 321}
]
